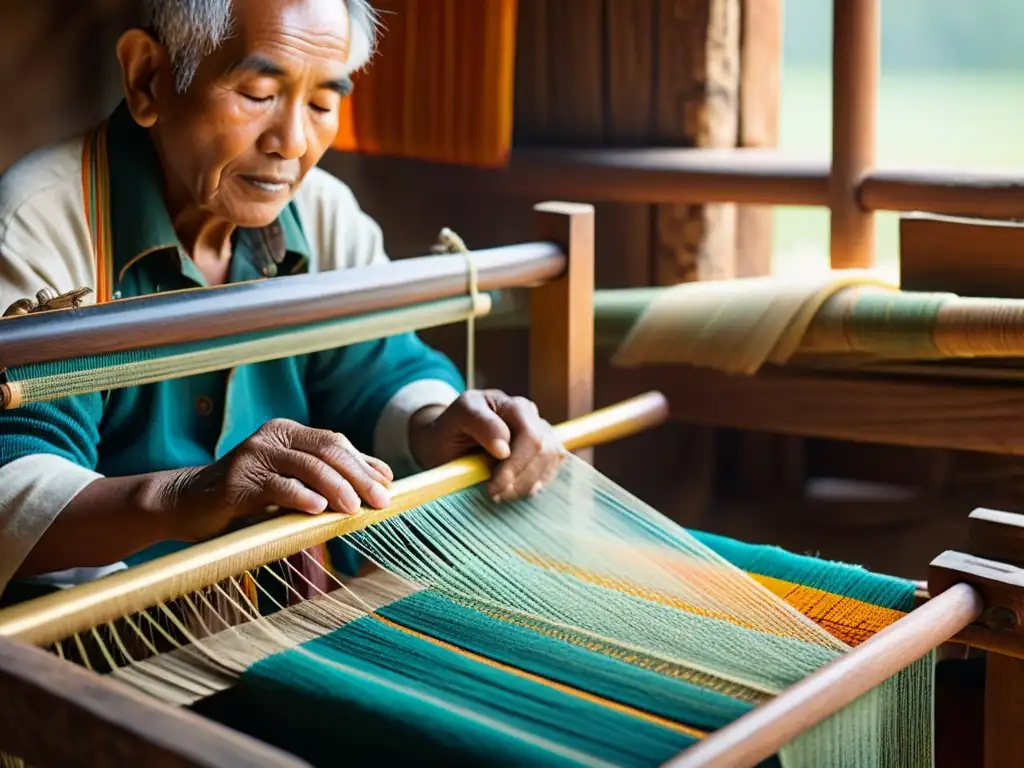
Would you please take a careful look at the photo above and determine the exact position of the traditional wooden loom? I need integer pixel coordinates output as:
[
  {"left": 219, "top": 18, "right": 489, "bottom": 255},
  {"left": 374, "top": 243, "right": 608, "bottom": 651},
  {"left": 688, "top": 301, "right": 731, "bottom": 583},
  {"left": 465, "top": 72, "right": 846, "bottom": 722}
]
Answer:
[{"left": 0, "top": 201, "right": 1022, "bottom": 768}]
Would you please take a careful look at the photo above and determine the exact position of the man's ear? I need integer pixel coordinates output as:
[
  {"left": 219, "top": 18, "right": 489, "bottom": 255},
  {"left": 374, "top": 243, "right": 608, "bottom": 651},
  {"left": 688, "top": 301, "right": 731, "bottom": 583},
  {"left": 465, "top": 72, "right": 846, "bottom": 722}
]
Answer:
[{"left": 116, "top": 29, "right": 172, "bottom": 128}]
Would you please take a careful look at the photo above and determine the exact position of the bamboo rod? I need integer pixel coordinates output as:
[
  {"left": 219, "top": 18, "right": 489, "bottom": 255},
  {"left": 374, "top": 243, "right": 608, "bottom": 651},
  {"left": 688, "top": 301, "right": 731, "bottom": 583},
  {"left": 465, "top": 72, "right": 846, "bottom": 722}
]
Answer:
[
  {"left": 0, "top": 242, "right": 564, "bottom": 370},
  {"left": 663, "top": 582, "right": 983, "bottom": 768},
  {"left": 0, "top": 392, "right": 669, "bottom": 648},
  {"left": 828, "top": 0, "right": 879, "bottom": 269}
]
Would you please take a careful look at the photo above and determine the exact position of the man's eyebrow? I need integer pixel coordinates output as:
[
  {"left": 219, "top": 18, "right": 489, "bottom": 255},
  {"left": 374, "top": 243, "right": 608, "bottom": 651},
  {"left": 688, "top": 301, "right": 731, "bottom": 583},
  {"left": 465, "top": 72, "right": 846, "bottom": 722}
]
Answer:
[
  {"left": 227, "top": 55, "right": 286, "bottom": 77},
  {"left": 322, "top": 76, "right": 354, "bottom": 97}
]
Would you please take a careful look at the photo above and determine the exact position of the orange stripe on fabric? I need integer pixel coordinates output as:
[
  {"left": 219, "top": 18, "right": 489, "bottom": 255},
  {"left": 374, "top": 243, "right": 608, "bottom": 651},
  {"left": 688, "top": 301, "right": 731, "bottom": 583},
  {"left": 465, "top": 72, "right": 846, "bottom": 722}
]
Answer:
[
  {"left": 371, "top": 613, "right": 708, "bottom": 739},
  {"left": 748, "top": 574, "right": 906, "bottom": 648},
  {"left": 518, "top": 552, "right": 904, "bottom": 648}
]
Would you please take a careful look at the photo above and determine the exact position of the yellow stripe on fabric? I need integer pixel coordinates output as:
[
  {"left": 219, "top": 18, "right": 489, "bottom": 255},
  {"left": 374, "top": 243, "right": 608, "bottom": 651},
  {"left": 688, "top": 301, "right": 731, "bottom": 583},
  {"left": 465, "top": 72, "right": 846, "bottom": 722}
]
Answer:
[
  {"left": 748, "top": 574, "right": 906, "bottom": 647},
  {"left": 467, "top": 602, "right": 769, "bottom": 705},
  {"left": 371, "top": 614, "right": 708, "bottom": 739}
]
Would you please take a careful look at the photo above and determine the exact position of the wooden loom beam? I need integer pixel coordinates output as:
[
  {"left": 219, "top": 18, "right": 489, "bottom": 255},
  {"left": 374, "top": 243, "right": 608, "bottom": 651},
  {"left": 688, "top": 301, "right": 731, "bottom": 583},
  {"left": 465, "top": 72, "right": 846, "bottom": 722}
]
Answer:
[
  {"left": 664, "top": 583, "right": 983, "bottom": 767},
  {"left": 0, "top": 632, "right": 308, "bottom": 768},
  {"left": 935, "top": 508, "right": 1024, "bottom": 767},
  {"left": 604, "top": 365, "right": 1024, "bottom": 457},
  {"left": 0, "top": 241, "right": 565, "bottom": 370}
]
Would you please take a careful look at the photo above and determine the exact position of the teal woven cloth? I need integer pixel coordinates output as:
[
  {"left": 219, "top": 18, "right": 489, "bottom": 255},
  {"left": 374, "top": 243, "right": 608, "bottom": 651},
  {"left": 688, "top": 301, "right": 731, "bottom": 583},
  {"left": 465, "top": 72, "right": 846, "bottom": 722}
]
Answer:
[{"left": 190, "top": 529, "right": 922, "bottom": 767}]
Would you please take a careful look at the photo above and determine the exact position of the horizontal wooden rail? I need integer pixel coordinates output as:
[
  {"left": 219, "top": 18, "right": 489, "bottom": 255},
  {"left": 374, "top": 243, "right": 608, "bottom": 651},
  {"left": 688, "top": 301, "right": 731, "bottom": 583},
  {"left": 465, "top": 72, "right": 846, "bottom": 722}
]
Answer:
[
  {"left": 607, "top": 365, "right": 1024, "bottom": 456},
  {"left": 0, "top": 634, "right": 309, "bottom": 768},
  {"left": 860, "top": 169, "right": 1024, "bottom": 219},
  {"left": 327, "top": 148, "right": 1024, "bottom": 219},
  {"left": 0, "top": 242, "right": 563, "bottom": 370}
]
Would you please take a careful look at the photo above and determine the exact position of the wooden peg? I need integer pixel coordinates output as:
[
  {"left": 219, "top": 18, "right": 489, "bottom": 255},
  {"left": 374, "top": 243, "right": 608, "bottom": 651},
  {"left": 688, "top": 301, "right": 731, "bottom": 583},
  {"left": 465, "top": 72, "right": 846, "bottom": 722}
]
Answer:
[
  {"left": 929, "top": 550, "right": 1024, "bottom": 660},
  {"left": 968, "top": 508, "right": 1024, "bottom": 566}
]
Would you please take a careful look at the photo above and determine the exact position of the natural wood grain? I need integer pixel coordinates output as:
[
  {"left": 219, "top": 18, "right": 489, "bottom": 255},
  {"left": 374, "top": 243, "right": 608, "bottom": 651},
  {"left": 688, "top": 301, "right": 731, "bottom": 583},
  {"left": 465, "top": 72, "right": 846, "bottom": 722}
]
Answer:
[
  {"left": 530, "top": 202, "right": 596, "bottom": 462},
  {"left": 984, "top": 654, "right": 1024, "bottom": 767},
  {"left": 604, "top": 0, "right": 656, "bottom": 145},
  {"left": 326, "top": 146, "right": 831, "bottom": 206},
  {"left": 623, "top": 365, "right": 1024, "bottom": 455},
  {"left": 512, "top": 0, "right": 550, "bottom": 142},
  {"left": 664, "top": 582, "right": 982, "bottom": 767},
  {"left": 653, "top": 0, "right": 741, "bottom": 284},
  {"left": 899, "top": 214, "right": 1024, "bottom": 298},
  {"left": 0, "top": 634, "right": 307, "bottom": 767},
  {"left": 0, "top": 243, "right": 564, "bottom": 370},
  {"left": 929, "top": 551, "right": 1024, "bottom": 661},
  {"left": 829, "top": 0, "right": 879, "bottom": 269},
  {"left": 545, "top": 0, "right": 604, "bottom": 144},
  {"left": 969, "top": 508, "right": 1024, "bottom": 566}
]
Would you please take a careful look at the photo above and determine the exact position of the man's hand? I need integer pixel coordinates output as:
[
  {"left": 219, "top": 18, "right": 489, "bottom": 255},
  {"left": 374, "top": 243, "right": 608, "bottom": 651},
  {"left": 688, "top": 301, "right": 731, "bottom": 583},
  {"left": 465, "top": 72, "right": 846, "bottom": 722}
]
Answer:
[
  {"left": 408, "top": 390, "right": 566, "bottom": 502},
  {"left": 162, "top": 419, "right": 394, "bottom": 542}
]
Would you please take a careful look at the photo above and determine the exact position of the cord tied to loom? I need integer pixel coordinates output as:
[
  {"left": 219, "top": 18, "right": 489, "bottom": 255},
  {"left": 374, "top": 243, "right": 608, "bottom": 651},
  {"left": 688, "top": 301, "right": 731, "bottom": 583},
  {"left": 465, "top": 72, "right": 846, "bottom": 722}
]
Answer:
[{"left": 433, "top": 227, "right": 481, "bottom": 390}]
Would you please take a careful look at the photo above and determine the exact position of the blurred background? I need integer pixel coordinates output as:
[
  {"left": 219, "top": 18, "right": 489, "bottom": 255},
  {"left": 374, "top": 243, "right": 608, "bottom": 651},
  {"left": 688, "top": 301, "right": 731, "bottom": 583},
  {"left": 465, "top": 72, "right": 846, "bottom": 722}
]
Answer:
[{"left": 775, "top": 0, "right": 1024, "bottom": 277}]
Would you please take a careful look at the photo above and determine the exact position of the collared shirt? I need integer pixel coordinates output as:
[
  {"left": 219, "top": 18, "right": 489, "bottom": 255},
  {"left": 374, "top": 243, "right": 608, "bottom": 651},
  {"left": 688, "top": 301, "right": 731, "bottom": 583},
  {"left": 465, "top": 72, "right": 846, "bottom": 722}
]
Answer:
[{"left": 0, "top": 102, "right": 464, "bottom": 591}]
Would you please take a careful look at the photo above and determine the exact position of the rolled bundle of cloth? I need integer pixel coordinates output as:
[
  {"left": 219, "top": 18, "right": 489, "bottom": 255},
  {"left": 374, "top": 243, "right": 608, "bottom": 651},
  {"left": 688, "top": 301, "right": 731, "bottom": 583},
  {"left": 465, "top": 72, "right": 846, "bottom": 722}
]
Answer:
[{"left": 487, "top": 271, "right": 1024, "bottom": 375}]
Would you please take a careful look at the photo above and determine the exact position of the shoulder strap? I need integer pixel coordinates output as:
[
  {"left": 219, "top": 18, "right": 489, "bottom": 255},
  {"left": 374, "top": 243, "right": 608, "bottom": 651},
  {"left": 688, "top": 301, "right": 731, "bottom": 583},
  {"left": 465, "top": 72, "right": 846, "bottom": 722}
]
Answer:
[{"left": 81, "top": 121, "right": 114, "bottom": 304}]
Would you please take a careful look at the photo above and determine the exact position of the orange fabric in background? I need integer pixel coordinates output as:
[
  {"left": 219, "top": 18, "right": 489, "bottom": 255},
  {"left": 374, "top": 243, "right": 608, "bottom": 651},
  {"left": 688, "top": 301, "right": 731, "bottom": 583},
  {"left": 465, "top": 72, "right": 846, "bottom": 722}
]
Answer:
[{"left": 332, "top": 0, "right": 518, "bottom": 168}]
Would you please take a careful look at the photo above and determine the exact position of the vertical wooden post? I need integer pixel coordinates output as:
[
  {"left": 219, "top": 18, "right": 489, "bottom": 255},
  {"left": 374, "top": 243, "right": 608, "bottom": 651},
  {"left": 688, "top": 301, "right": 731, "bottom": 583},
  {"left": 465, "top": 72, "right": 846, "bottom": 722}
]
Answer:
[
  {"left": 984, "top": 654, "right": 1024, "bottom": 767},
  {"left": 736, "top": 0, "right": 782, "bottom": 278},
  {"left": 530, "top": 202, "right": 595, "bottom": 463},
  {"left": 829, "top": 0, "right": 880, "bottom": 270}
]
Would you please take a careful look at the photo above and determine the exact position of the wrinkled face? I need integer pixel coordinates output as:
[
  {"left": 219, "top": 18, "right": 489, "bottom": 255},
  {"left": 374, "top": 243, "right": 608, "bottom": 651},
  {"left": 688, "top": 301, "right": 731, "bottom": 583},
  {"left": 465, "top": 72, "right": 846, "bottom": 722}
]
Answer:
[{"left": 152, "top": 0, "right": 353, "bottom": 228}]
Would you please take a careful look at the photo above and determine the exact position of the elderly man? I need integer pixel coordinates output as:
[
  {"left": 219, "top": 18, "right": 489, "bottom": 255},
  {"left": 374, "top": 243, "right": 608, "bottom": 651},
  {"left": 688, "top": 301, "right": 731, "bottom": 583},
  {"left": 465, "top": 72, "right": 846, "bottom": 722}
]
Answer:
[{"left": 0, "top": 0, "right": 564, "bottom": 597}]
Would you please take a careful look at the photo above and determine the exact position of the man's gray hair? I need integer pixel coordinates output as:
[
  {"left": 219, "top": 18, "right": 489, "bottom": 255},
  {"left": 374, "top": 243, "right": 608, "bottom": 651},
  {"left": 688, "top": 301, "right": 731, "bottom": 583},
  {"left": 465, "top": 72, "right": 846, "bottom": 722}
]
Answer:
[{"left": 141, "top": 0, "right": 380, "bottom": 93}]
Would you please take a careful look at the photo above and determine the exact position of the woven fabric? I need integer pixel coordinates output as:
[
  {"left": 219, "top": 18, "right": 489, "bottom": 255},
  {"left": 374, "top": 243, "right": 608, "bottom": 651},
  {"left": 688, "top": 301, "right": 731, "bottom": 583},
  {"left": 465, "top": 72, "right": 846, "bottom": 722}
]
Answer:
[{"left": 190, "top": 484, "right": 921, "bottom": 767}]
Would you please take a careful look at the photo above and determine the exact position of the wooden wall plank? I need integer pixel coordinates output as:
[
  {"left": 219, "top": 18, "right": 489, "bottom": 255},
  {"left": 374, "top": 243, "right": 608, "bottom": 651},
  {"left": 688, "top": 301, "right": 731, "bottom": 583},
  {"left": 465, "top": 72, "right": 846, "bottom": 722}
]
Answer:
[
  {"left": 601, "top": 0, "right": 657, "bottom": 289},
  {"left": 541, "top": 0, "right": 605, "bottom": 145},
  {"left": 0, "top": 1, "right": 131, "bottom": 173},
  {"left": 512, "top": 0, "right": 551, "bottom": 143}
]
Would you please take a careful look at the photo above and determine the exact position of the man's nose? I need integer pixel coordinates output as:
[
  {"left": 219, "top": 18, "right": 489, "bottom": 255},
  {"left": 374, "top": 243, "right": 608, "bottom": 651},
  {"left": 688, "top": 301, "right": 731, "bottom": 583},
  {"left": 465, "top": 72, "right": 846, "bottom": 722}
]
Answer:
[{"left": 263, "top": 102, "right": 308, "bottom": 160}]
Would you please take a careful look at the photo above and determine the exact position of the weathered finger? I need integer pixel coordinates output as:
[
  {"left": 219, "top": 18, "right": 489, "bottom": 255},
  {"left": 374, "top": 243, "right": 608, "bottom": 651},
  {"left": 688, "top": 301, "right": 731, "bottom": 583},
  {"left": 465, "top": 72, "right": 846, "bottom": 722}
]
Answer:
[
  {"left": 456, "top": 393, "right": 512, "bottom": 460},
  {"left": 321, "top": 447, "right": 391, "bottom": 509},
  {"left": 289, "top": 430, "right": 391, "bottom": 509},
  {"left": 488, "top": 416, "right": 547, "bottom": 498},
  {"left": 259, "top": 475, "right": 329, "bottom": 515},
  {"left": 271, "top": 448, "right": 362, "bottom": 513},
  {"left": 330, "top": 431, "right": 394, "bottom": 487},
  {"left": 362, "top": 454, "right": 395, "bottom": 485},
  {"left": 498, "top": 454, "right": 549, "bottom": 502}
]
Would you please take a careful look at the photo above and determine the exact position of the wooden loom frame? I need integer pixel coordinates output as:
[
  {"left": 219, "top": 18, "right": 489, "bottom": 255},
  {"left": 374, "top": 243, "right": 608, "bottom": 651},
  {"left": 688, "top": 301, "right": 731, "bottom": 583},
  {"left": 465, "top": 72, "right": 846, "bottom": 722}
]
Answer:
[
  {"left": 0, "top": 201, "right": 1021, "bottom": 768},
  {"left": 0, "top": 199, "right": 611, "bottom": 767}
]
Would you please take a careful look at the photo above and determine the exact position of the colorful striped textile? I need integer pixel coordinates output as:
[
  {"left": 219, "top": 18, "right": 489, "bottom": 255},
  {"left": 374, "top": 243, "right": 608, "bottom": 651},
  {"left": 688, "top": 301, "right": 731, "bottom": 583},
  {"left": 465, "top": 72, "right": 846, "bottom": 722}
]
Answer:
[{"left": 190, "top": 510, "right": 919, "bottom": 767}]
